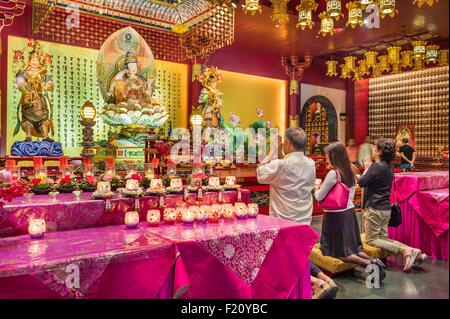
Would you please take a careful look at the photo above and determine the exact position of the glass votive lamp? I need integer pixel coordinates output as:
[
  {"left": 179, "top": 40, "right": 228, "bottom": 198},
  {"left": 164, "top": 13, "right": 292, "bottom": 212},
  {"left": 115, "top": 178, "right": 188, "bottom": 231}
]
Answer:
[
  {"left": 144, "top": 163, "right": 155, "bottom": 179},
  {"left": 28, "top": 218, "right": 46, "bottom": 239},
  {"left": 97, "top": 181, "right": 111, "bottom": 194},
  {"left": 247, "top": 203, "right": 259, "bottom": 218},
  {"left": 175, "top": 206, "right": 187, "bottom": 223},
  {"left": 211, "top": 204, "right": 222, "bottom": 218},
  {"left": 125, "top": 179, "right": 140, "bottom": 191},
  {"left": 34, "top": 167, "right": 47, "bottom": 181},
  {"left": 180, "top": 207, "right": 195, "bottom": 224},
  {"left": 125, "top": 211, "right": 140, "bottom": 229},
  {"left": 222, "top": 203, "right": 235, "bottom": 221},
  {"left": 126, "top": 162, "right": 137, "bottom": 178},
  {"left": 167, "top": 162, "right": 177, "bottom": 176},
  {"left": 197, "top": 205, "right": 210, "bottom": 223},
  {"left": 207, "top": 205, "right": 220, "bottom": 223},
  {"left": 61, "top": 165, "right": 74, "bottom": 178},
  {"left": 147, "top": 210, "right": 160, "bottom": 227},
  {"left": 235, "top": 203, "right": 248, "bottom": 219},
  {"left": 163, "top": 208, "right": 177, "bottom": 224}
]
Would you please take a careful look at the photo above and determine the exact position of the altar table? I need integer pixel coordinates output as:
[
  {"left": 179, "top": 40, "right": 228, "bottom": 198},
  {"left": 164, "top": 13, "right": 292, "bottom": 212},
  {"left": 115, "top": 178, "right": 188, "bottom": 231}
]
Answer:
[
  {"left": 0, "top": 215, "right": 318, "bottom": 299},
  {"left": 0, "top": 190, "right": 250, "bottom": 238},
  {"left": 388, "top": 171, "right": 449, "bottom": 261}
]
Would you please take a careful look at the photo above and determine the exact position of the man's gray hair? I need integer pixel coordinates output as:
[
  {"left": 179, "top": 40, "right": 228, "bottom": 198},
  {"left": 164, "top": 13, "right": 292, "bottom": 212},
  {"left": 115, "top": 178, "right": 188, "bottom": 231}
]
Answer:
[{"left": 285, "top": 127, "right": 307, "bottom": 151}]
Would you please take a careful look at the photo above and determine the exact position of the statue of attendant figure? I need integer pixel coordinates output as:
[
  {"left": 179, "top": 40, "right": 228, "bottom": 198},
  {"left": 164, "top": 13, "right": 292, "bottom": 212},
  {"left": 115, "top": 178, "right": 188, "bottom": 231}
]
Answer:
[
  {"left": 15, "top": 50, "right": 54, "bottom": 142},
  {"left": 107, "top": 53, "right": 157, "bottom": 112},
  {"left": 198, "top": 67, "right": 224, "bottom": 129}
]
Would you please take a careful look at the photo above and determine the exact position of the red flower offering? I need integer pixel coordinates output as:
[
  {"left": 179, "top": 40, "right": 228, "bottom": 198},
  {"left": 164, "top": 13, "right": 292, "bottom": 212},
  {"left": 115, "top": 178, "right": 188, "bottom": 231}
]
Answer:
[
  {"left": 131, "top": 174, "right": 142, "bottom": 181},
  {"left": 60, "top": 176, "right": 72, "bottom": 185},
  {"left": 31, "top": 178, "right": 42, "bottom": 185}
]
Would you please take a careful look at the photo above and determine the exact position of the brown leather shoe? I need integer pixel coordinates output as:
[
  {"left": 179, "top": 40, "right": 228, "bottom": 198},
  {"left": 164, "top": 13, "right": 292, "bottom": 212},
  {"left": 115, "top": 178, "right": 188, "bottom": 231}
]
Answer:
[{"left": 313, "top": 282, "right": 338, "bottom": 299}]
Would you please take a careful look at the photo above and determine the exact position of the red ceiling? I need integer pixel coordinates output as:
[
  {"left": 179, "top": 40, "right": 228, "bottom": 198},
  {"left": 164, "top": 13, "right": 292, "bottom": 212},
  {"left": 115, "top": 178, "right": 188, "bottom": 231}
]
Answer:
[{"left": 232, "top": 0, "right": 449, "bottom": 58}]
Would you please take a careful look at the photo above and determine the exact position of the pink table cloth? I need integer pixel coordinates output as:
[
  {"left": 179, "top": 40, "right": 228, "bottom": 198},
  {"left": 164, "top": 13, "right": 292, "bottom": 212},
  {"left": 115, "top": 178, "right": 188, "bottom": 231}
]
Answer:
[
  {"left": 140, "top": 216, "right": 319, "bottom": 299},
  {"left": 389, "top": 188, "right": 449, "bottom": 261},
  {"left": 0, "top": 215, "right": 317, "bottom": 299},
  {"left": 391, "top": 171, "right": 449, "bottom": 204},
  {"left": 0, "top": 225, "right": 179, "bottom": 298},
  {"left": 0, "top": 190, "right": 250, "bottom": 238}
]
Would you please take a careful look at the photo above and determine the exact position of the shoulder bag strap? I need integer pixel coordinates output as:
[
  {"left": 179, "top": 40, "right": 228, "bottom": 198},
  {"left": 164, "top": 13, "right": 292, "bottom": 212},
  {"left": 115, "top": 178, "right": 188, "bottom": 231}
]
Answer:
[
  {"left": 334, "top": 169, "right": 341, "bottom": 184},
  {"left": 392, "top": 166, "right": 398, "bottom": 205}
]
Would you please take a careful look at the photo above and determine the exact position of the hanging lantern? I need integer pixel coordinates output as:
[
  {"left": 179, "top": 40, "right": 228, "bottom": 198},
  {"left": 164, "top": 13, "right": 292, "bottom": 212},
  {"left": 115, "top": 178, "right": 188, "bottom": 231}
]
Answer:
[
  {"left": 379, "top": 0, "right": 397, "bottom": 18},
  {"left": 401, "top": 50, "right": 413, "bottom": 68},
  {"left": 365, "top": 51, "right": 378, "bottom": 69},
  {"left": 318, "top": 12, "right": 335, "bottom": 36},
  {"left": 372, "top": 65, "right": 382, "bottom": 77},
  {"left": 387, "top": 46, "right": 402, "bottom": 65},
  {"left": 326, "top": 0, "right": 343, "bottom": 20},
  {"left": 438, "top": 50, "right": 449, "bottom": 65},
  {"left": 359, "top": 0, "right": 375, "bottom": 5},
  {"left": 243, "top": 0, "right": 262, "bottom": 15},
  {"left": 299, "top": 0, "right": 318, "bottom": 10},
  {"left": 346, "top": 2, "right": 363, "bottom": 28},
  {"left": 426, "top": 45, "right": 440, "bottom": 64},
  {"left": 326, "top": 60, "right": 338, "bottom": 77},
  {"left": 358, "top": 59, "right": 369, "bottom": 76},
  {"left": 391, "top": 63, "right": 402, "bottom": 74},
  {"left": 413, "top": 0, "right": 438, "bottom": 7},
  {"left": 340, "top": 64, "right": 350, "bottom": 79},
  {"left": 412, "top": 40, "right": 427, "bottom": 58},
  {"left": 344, "top": 56, "right": 357, "bottom": 72},
  {"left": 378, "top": 55, "right": 390, "bottom": 72},
  {"left": 270, "top": 0, "right": 290, "bottom": 26},
  {"left": 353, "top": 69, "right": 362, "bottom": 81},
  {"left": 297, "top": 9, "right": 314, "bottom": 29},
  {"left": 413, "top": 56, "right": 424, "bottom": 70}
]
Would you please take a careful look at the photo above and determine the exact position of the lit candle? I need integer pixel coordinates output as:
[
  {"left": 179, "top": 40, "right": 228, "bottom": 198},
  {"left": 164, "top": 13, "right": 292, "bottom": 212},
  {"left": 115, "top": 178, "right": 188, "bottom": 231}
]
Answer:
[
  {"left": 225, "top": 176, "right": 236, "bottom": 186},
  {"left": 179, "top": 207, "right": 195, "bottom": 224},
  {"left": 235, "top": 203, "right": 248, "bottom": 219},
  {"left": 146, "top": 210, "right": 160, "bottom": 227},
  {"left": 222, "top": 203, "right": 235, "bottom": 220},
  {"left": 28, "top": 218, "right": 46, "bottom": 239},
  {"left": 248, "top": 203, "right": 259, "bottom": 218},
  {"left": 163, "top": 208, "right": 177, "bottom": 224},
  {"left": 125, "top": 211, "right": 140, "bottom": 229},
  {"left": 126, "top": 179, "right": 139, "bottom": 191},
  {"left": 211, "top": 204, "right": 222, "bottom": 218},
  {"left": 97, "top": 181, "right": 111, "bottom": 194}
]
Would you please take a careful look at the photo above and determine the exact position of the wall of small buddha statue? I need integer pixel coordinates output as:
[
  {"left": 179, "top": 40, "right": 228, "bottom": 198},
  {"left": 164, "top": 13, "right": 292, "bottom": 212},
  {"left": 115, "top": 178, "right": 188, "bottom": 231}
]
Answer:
[{"left": 368, "top": 65, "right": 449, "bottom": 158}]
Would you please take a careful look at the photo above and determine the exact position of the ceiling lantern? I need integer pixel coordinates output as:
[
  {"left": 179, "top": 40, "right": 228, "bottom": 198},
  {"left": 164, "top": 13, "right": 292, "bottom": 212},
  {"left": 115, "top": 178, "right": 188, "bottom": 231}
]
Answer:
[
  {"left": 372, "top": 65, "right": 382, "bottom": 77},
  {"left": 326, "top": 0, "right": 343, "bottom": 20},
  {"left": 243, "top": 0, "right": 262, "bottom": 15},
  {"left": 426, "top": 45, "right": 440, "bottom": 64},
  {"left": 353, "top": 69, "right": 362, "bottom": 81},
  {"left": 296, "top": 0, "right": 318, "bottom": 30},
  {"left": 344, "top": 56, "right": 357, "bottom": 73},
  {"left": 412, "top": 40, "right": 427, "bottom": 58},
  {"left": 340, "top": 64, "right": 351, "bottom": 79},
  {"left": 413, "top": 0, "right": 438, "bottom": 7},
  {"left": 270, "top": 0, "right": 290, "bottom": 27},
  {"left": 401, "top": 50, "right": 413, "bottom": 68},
  {"left": 438, "top": 49, "right": 449, "bottom": 65},
  {"left": 387, "top": 46, "right": 402, "bottom": 65},
  {"left": 358, "top": 59, "right": 370, "bottom": 76},
  {"left": 318, "top": 12, "right": 335, "bottom": 36},
  {"left": 346, "top": 2, "right": 363, "bottom": 28},
  {"left": 297, "top": 9, "right": 314, "bottom": 29},
  {"left": 378, "top": 55, "right": 390, "bottom": 72},
  {"left": 379, "top": 0, "right": 397, "bottom": 18},
  {"left": 413, "top": 56, "right": 424, "bottom": 70},
  {"left": 326, "top": 60, "right": 338, "bottom": 77},
  {"left": 365, "top": 51, "right": 378, "bottom": 69},
  {"left": 359, "top": 0, "right": 375, "bottom": 5}
]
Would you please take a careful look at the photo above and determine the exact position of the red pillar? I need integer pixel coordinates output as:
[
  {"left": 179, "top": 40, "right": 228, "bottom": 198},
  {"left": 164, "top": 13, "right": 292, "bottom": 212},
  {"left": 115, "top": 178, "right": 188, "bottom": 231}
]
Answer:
[
  {"left": 288, "top": 79, "right": 300, "bottom": 127},
  {"left": 354, "top": 79, "right": 369, "bottom": 145}
]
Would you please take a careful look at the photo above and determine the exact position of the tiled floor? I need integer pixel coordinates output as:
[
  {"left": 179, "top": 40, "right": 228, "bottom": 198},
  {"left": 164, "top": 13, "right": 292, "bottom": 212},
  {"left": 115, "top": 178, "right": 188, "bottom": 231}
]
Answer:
[{"left": 310, "top": 214, "right": 449, "bottom": 299}]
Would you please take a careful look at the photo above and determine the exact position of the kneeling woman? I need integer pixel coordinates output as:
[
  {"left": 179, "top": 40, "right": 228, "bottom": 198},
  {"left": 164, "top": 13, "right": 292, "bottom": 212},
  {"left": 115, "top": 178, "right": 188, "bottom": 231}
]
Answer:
[{"left": 314, "top": 142, "right": 386, "bottom": 280}]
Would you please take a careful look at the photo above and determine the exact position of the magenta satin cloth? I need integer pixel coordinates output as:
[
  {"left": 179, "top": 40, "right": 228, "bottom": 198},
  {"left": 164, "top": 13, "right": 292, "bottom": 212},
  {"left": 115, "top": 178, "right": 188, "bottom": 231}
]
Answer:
[
  {"left": 0, "top": 225, "right": 178, "bottom": 298},
  {"left": 0, "top": 215, "right": 316, "bottom": 299},
  {"left": 388, "top": 190, "right": 449, "bottom": 261},
  {"left": 391, "top": 171, "right": 449, "bottom": 204},
  {"left": 140, "top": 216, "right": 319, "bottom": 299},
  {"left": 0, "top": 190, "right": 251, "bottom": 238}
]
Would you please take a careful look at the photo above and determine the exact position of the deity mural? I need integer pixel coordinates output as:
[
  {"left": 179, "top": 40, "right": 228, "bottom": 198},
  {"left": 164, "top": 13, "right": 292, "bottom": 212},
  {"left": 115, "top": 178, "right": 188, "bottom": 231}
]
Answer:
[
  {"left": 197, "top": 67, "right": 224, "bottom": 129},
  {"left": 13, "top": 40, "right": 54, "bottom": 142},
  {"left": 97, "top": 27, "right": 167, "bottom": 147}
]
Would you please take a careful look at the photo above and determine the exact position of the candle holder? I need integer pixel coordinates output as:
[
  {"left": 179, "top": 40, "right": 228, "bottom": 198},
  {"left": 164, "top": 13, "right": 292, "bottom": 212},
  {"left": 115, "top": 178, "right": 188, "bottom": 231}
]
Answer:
[
  {"left": 222, "top": 203, "right": 235, "bottom": 221},
  {"left": 207, "top": 205, "right": 220, "bottom": 223},
  {"left": 126, "top": 162, "right": 137, "bottom": 179},
  {"left": 247, "top": 203, "right": 259, "bottom": 218},
  {"left": 147, "top": 210, "right": 161, "bottom": 227},
  {"left": 34, "top": 167, "right": 47, "bottom": 181},
  {"left": 179, "top": 207, "right": 195, "bottom": 225},
  {"left": 125, "top": 211, "right": 140, "bottom": 229},
  {"left": 235, "top": 203, "right": 248, "bottom": 219},
  {"left": 198, "top": 205, "right": 209, "bottom": 223},
  {"left": 28, "top": 218, "right": 46, "bottom": 239},
  {"left": 93, "top": 181, "right": 114, "bottom": 199},
  {"left": 163, "top": 208, "right": 177, "bottom": 224}
]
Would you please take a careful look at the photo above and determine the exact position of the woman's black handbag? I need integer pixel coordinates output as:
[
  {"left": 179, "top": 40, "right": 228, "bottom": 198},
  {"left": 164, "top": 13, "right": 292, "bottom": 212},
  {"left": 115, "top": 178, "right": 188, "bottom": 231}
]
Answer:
[{"left": 389, "top": 170, "right": 402, "bottom": 227}]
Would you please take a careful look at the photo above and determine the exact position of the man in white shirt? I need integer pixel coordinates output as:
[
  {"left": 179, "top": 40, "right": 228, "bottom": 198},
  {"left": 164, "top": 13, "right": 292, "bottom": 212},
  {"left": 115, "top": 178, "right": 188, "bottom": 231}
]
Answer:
[
  {"left": 256, "top": 127, "right": 338, "bottom": 299},
  {"left": 256, "top": 127, "right": 316, "bottom": 225}
]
